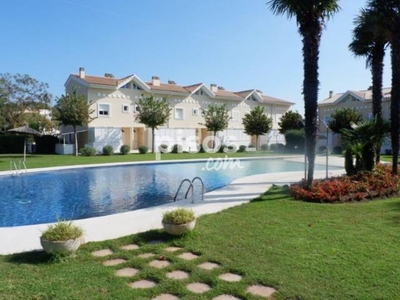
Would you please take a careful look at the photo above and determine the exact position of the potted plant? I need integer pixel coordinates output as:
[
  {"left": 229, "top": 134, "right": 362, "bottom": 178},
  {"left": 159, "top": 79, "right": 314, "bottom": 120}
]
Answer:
[
  {"left": 162, "top": 208, "right": 196, "bottom": 236},
  {"left": 40, "top": 220, "right": 84, "bottom": 255}
]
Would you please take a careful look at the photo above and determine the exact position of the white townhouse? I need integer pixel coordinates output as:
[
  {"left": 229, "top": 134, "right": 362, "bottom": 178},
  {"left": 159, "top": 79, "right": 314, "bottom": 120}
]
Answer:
[
  {"left": 62, "top": 68, "right": 293, "bottom": 153},
  {"left": 318, "top": 87, "right": 392, "bottom": 153}
]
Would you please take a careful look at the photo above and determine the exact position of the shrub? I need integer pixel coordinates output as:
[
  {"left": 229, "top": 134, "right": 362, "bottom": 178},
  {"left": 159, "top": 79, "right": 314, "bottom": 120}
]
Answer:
[
  {"left": 102, "top": 145, "right": 114, "bottom": 156},
  {"left": 318, "top": 145, "right": 327, "bottom": 153},
  {"left": 198, "top": 144, "right": 206, "bottom": 153},
  {"left": 120, "top": 145, "right": 130, "bottom": 155},
  {"left": 237, "top": 145, "right": 247, "bottom": 153},
  {"left": 270, "top": 143, "right": 285, "bottom": 152},
  {"left": 138, "top": 145, "right": 148, "bottom": 154},
  {"left": 289, "top": 164, "right": 399, "bottom": 203},
  {"left": 41, "top": 221, "right": 83, "bottom": 241},
  {"left": 385, "top": 149, "right": 392, "bottom": 155},
  {"left": 218, "top": 145, "right": 226, "bottom": 153},
  {"left": 261, "top": 144, "right": 269, "bottom": 151},
  {"left": 333, "top": 146, "right": 342, "bottom": 154},
  {"left": 162, "top": 208, "right": 195, "bottom": 225},
  {"left": 79, "top": 146, "right": 97, "bottom": 156},
  {"left": 171, "top": 144, "right": 183, "bottom": 154},
  {"left": 285, "top": 129, "right": 305, "bottom": 153}
]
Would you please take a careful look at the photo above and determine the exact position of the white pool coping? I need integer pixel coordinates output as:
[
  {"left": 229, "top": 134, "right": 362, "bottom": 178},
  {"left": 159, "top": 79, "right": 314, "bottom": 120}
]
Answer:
[{"left": 0, "top": 155, "right": 345, "bottom": 255}]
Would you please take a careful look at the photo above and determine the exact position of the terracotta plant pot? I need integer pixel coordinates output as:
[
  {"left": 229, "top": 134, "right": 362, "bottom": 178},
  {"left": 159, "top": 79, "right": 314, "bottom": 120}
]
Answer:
[
  {"left": 40, "top": 236, "right": 84, "bottom": 255},
  {"left": 162, "top": 219, "right": 196, "bottom": 236}
]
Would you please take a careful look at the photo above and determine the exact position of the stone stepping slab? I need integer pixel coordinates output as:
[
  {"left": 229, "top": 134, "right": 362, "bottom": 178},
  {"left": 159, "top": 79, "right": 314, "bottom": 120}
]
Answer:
[
  {"left": 152, "top": 294, "right": 179, "bottom": 300},
  {"left": 166, "top": 270, "right": 190, "bottom": 280},
  {"left": 198, "top": 262, "right": 220, "bottom": 270},
  {"left": 165, "top": 246, "right": 182, "bottom": 252},
  {"left": 120, "top": 244, "right": 139, "bottom": 251},
  {"left": 138, "top": 252, "right": 156, "bottom": 259},
  {"left": 128, "top": 279, "right": 157, "bottom": 289},
  {"left": 102, "top": 259, "right": 127, "bottom": 266},
  {"left": 186, "top": 282, "right": 211, "bottom": 294},
  {"left": 115, "top": 267, "right": 139, "bottom": 277},
  {"left": 178, "top": 252, "right": 199, "bottom": 261},
  {"left": 149, "top": 259, "right": 171, "bottom": 269},
  {"left": 218, "top": 273, "right": 242, "bottom": 282},
  {"left": 247, "top": 285, "right": 276, "bottom": 298},
  {"left": 91, "top": 249, "right": 113, "bottom": 257},
  {"left": 212, "top": 295, "right": 242, "bottom": 300}
]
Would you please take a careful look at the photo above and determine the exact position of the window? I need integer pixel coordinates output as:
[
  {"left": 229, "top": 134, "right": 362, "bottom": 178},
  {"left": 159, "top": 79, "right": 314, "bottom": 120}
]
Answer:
[
  {"left": 135, "top": 104, "right": 140, "bottom": 112},
  {"left": 368, "top": 112, "right": 374, "bottom": 120},
  {"left": 132, "top": 83, "right": 142, "bottom": 90},
  {"left": 192, "top": 108, "right": 199, "bottom": 116},
  {"left": 121, "top": 83, "right": 130, "bottom": 89},
  {"left": 232, "top": 111, "right": 240, "bottom": 121},
  {"left": 323, "top": 115, "right": 331, "bottom": 125},
  {"left": 122, "top": 104, "right": 130, "bottom": 113},
  {"left": 98, "top": 103, "right": 110, "bottom": 116},
  {"left": 175, "top": 108, "right": 184, "bottom": 120},
  {"left": 195, "top": 90, "right": 204, "bottom": 96}
]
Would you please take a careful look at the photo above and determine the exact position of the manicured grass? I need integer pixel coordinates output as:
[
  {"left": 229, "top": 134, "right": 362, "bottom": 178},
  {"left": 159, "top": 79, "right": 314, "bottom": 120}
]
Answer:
[
  {"left": 0, "top": 151, "right": 278, "bottom": 172},
  {"left": 1, "top": 187, "right": 400, "bottom": 299}
]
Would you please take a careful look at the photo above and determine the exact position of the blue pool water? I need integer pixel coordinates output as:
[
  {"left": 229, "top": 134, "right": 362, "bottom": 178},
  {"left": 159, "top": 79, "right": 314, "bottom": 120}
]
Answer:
[{"left": 0, "top": 158, "right": 333, "bottom": 227}]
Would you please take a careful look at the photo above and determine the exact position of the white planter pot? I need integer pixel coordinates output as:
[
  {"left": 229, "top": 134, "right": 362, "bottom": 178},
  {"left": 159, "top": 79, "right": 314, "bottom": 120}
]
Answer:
[
  {"left": 40, "top": 236, "right": 84, "bottom": 255},
  {"left": 162, "top": 219, "right": 196, "bottom": 236}
]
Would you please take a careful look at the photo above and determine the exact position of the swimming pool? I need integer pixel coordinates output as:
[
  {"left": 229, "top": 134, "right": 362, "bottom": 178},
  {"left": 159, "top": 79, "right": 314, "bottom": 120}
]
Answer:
[{"left": 0, "top": 158, "right": 333, "bottom": 227}]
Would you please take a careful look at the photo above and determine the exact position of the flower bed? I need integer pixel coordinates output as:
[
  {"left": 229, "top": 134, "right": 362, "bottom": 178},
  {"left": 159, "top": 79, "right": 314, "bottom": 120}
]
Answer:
[{"left": 289, "top": 164, "right": 400, "bottom": 203}]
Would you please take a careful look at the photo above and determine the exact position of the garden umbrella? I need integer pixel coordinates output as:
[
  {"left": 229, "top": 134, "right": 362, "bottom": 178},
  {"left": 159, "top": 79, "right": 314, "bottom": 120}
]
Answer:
[{"left": 8, "top": 125, "right": 42, "bottom": 162}]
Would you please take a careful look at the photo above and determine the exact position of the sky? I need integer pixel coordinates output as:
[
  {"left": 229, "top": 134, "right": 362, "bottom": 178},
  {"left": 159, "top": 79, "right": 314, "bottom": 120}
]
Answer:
[{"left": 0, "top": 0, "right": 393, "bottom": 115}]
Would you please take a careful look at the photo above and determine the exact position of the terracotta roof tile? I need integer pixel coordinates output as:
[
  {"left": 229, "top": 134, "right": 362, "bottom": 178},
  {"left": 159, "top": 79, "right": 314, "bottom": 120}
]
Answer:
[
  {"left": 73, "top": 74, "right": 118, "bottom": 86},
  {"left": 215, "top": 89, "right": 243, "bottom": 100},
  {"left": 146, "top": 82, "right": 190, "bottom": 94},
  {"left": 235, "top": 90, "right": 254, "bottom": 99},
  {"left": 184, "top": 83, "right": 203, "bottom": 93},
  {"left": 261, "top": 95, "right": 294, "bottom": 105}
]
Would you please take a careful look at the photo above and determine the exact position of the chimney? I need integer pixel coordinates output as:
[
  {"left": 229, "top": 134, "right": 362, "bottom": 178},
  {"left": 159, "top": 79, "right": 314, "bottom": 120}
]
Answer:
[
  {"left": 104, "top": 73, "right": 114, "bottom": 78},
  {"left": 168, "top": 80, "right": 176, "bottom": 85},
  {"left": 152, "top": 76, "right": 160, "bottom": 86},
  {"left": 210, "top": 83, "right": 218, "bottom": 93},
  {"left": 256, "top": 89, "right": 263, "bottom": 94},
  {"left": 217, "top": 86, "right": 225, "bottom": 90},
  {"left": 79, "top": 67, "right": 85, "bottom": 79},
  {"left": 329, "top": 90, "right": 333, "bottom": 98}
]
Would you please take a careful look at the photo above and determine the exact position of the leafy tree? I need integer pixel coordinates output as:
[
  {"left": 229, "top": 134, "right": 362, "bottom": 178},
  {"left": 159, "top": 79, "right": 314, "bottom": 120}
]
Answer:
[
  {"left": 349, "top": 0, "right": 391, "bottom": 163},
  {"left": 268, "top": 0, "right": 340, "bottom": 188},
  {"left": 201, "top": 104, "right": 231, "bottom": 149},
  {"left": 242, "top": 106, "right": 273, "bottom": 150},
  {"left": 135, "top": 95, "right": 171, "bottom": 153},
  {"left": 53, "top": 88, "right": 94, "bottom": 156},
  {"left": 278, "top": 110, "right": 304, "bottom": 135},
  {"left": 0, "top": 73, "right": 51, "bottom": 130},
  {"left": 327, "top": 108, "right": 363, "bottom": 135}
]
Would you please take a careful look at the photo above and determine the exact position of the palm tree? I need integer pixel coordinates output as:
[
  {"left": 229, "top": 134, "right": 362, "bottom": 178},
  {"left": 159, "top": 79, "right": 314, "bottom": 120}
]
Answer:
[
  {"left": 267, "top": 0, "right": 340, "bottom": 187},
  {"left": 349, "top": 0, "right": 391, "bottom": 163}
]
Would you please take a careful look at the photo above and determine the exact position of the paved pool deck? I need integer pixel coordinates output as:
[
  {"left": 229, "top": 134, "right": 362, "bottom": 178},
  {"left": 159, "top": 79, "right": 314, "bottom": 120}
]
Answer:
[{"left": 0, "top": 155, "right": 345, "bottom": 255}]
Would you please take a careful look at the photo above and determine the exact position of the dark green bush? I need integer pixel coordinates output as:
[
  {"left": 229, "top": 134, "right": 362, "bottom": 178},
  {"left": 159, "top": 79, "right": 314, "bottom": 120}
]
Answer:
[
  {"left": 0, "top": 134, "right": 24, "bottom": 153},
  {"left": 171, "top": 144, "right": 183, "bottom": 154},
  {"left": 238, "top": 145, "right": 247, "bottom": 153},
  {"left": 80, "top": 146, "right": 97, "bottom": 156},
  {"left": 102, "top": 145, "right": 114, "bottom": 156},
  {"left": 261, "top": 144, "right": 269, "bottom": 151},
  {"left": 270, "top": 143, "right": 285, "bottom": 152},
  {"left": 285, "top": 130, "right": 305, "bottom": 153},
  {"left": 333, "top": 146, "right": 342, "bottom": 154},
  {"left": 318, "top": 145, "right": 327, "bottom": 154},
  {"left": 198, "top": 144, "right": 206, "bottom": 153},
  {"left": 35, "top": 135, "right": 58, "bottom": 154},
  {"left": 138, "top": 145, "right": 148, "bottom": 154},
  {"left": 120, "top": 145, "right": 130, "bottom": 155}
]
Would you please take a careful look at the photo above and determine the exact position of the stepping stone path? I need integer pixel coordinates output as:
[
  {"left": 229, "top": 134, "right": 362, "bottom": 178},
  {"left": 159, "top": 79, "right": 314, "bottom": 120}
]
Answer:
[
  {"left": 198, "top": 262, "right": 220, "bottom": 270},
  {"left": 91, "top": 249, "right": 113, "bottom": 257},
  {"left": 93, "top": 245, "right": 277, "bottom": 298},
  {"left": 212, "top": 295, "right": 242, "bottom": 300},
  {"left": 115, "top": 267, "right": 139, "bottom": 277},
  {"left": 165, "top": 246, "right": 182, "bottom": 252},
  {"left": 218, "top": 273, "right": 242, "bottom": 282},
  {"left": 166, "top": 270, "right": 190, "bottom": 280},
  {"left": 138, "top": 252, "right": 155, "bottom": 259},
  {"left": 186, "top": 282, "right": 211, "bottom": 294},
  {"left": 102, "top": 259, "right": 127, "bottom": 266},
  {"left": 129, "top": 280, "right": 157, "bottom": 289},
  {"left": 247, "top": 285, "right": 276, "bottom": 298},
  {"left": 121, "top": 244, "right": 139, "bottom": 250},
  {"left": 152, "top": 294, "right": 179, "bottom": 300},
  {"left": 178, "top": 252, "right": 199, "bottom": 261},
  {"left": 149, "top": 259, "right": 171, "bottom": 269}
]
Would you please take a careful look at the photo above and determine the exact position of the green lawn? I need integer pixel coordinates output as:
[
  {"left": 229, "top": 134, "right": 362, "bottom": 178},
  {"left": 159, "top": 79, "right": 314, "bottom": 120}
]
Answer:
[
  {"left": 1, "top": 187, "right": 399, "bottom": 299},
  {"left": 0, "top": 151, "right": 278, "bottom": 172}
]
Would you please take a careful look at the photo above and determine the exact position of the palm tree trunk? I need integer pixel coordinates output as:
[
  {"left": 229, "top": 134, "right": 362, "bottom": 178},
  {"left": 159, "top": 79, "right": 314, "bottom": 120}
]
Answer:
[
  {"left": 74, "top": 125, "right": 78, "bottom": 156},
  {"left": 300, "top": 22, "right": 321, "bottom": 188},
  {"left": 391, "top": 13, "right": 400, "bottom": 174},
  {"left": 371, "top": 43, "right": 385, "bottom": 163}
]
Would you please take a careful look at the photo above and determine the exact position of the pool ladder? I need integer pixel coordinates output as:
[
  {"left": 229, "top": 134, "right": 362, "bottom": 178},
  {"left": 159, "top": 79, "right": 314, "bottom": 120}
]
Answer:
[
  {"left": 174, "top": 177, "right": 204, "bottom": 203},
  {"left": 10, "top": 160, "right": 27, "bottom": 176}
]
